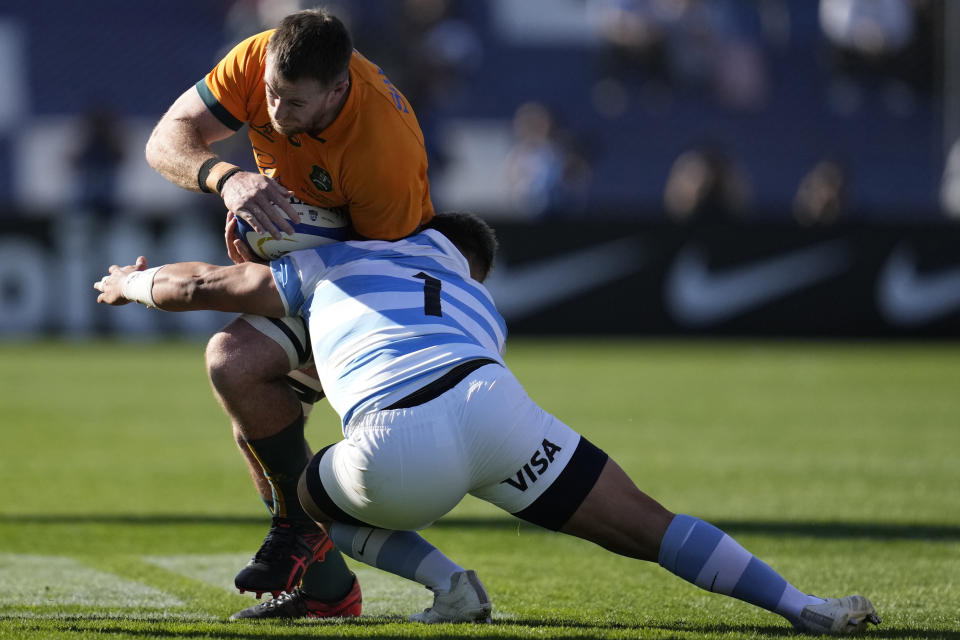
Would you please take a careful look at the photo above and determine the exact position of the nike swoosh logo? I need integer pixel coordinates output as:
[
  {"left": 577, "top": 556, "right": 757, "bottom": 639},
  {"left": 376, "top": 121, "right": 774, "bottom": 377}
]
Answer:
[
  {"left": 666, "top": 240, "right": 851, "bottom": 326},
  {"left": 357, "top": 528, "right": 375, "bottom": 556},
  {"left": 877, "top": 244, "right": 960, "bottom": 326},
  {"left": 485, "top": 237, "right": 645, "bottom": 321}
]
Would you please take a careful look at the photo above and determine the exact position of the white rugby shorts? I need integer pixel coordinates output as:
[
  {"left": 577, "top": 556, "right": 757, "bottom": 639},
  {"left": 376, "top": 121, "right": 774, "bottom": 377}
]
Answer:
[{"left": 299, "top": 363, "right": 608, "bottom": 531}]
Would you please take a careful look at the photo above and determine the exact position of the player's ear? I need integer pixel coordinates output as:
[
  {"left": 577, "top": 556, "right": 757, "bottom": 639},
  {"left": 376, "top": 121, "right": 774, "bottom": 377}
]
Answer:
[
  {"left": 326, "top": 75, "right": 350, "bottom": 101},
  {"left": 469, "top": 256, "right": 487, "bottom": 282}
]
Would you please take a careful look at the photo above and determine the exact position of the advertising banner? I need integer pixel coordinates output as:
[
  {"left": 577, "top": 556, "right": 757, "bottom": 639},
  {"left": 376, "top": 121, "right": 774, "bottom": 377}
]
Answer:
[{"left": 1, "top": 214, "right": 958, "bottom": 337}]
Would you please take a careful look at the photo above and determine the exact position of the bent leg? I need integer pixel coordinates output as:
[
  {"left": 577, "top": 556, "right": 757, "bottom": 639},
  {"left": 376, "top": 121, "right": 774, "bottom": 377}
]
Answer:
[
  {"left": 206, "top": 317, "right": 302, "bottom": 440},
  {"left": 298, "top": 441, "right": 491, "bottom": 623},
  {"left": 207, "top": 316, "right": 353, "bottom": 603},
  {"left": 207, "top": 318, "right": 305, "bottom": 515},
  {"left": 297, "top": 447, "right": 466, "bottom": 592}
]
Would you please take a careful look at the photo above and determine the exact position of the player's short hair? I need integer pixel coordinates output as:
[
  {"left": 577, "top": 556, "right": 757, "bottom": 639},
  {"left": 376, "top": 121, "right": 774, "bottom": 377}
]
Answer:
[
  {"left": 267, "top": 8, "right": 353, "bottom": 87},
  {"left": 426, "top": 212, "right": 498, "bottom": 282}
]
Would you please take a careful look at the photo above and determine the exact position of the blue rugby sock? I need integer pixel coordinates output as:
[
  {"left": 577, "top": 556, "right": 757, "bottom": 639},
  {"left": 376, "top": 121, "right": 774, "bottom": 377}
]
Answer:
[
  {"left": 330, "top": 524, "right": 465, "bottom": 592},
  {"left": 658, "top": 514, "right": 823, "bottom": 623}
]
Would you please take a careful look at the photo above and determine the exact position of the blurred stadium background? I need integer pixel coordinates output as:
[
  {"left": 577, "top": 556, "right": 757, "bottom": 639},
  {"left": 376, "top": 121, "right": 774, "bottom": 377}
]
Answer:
[{"left": 1, "top": 0, "right": 959, "bottom": 339}]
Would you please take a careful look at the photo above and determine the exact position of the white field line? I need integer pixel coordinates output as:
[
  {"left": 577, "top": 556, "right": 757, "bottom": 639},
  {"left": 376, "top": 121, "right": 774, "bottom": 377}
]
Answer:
[
  {"left": 142, "top": 554, "right": 432, "bottom": 616},
  {"left": 0, "top": 554, "right": 182, "bottom": 609},
  {"left": 0, "top": 611, "right": 219, "bottom": 621},
  {"left": 1, "top": 552, "right": 456, "bottom": 619}
]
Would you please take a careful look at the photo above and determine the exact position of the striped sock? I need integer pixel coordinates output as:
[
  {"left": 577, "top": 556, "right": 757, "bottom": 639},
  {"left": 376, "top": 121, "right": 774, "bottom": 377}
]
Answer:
[
  {"left": 658, "top": 514, "right": 823, "bottom": 623},
  {"left": 329, "top": 524, "right": 465, "bottom": 592}
]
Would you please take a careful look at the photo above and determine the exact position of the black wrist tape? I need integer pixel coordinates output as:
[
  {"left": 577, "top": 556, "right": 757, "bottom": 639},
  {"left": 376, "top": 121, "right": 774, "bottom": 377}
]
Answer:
[
  {"left": 197, "top": 157, "right": 220, "bottom": 193},
  {"left": 216, "top": 167, "right": 244, "bottom": 195}
]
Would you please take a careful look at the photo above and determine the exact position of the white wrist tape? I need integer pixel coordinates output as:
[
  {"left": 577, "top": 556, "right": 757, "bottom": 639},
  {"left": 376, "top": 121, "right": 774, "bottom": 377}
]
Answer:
[{"left": 121, "top": 266, "right": 163, "bottom": 308}]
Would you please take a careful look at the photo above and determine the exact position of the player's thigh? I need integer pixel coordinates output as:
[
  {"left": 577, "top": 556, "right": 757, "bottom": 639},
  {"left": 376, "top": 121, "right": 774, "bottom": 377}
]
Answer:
[
  {"left": 235, "top": 314, "right": 313, "bottom": 371},
  {"left": 300, "top": 407, "right": 471, "bottom": 531},
  {"left": 207, "top": 315, "right": 301, "bottom": 378},
  {"left": 466, "top": 370, "right": 608, "bottom": 532},
  {"left": 232, "top": 315, "right": 323, "bottom": 412}
]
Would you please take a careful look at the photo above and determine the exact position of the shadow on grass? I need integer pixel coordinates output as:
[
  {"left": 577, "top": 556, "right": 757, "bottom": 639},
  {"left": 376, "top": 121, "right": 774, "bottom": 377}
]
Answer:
[
  {"left": 2, "top": 514, "right": 959, "bottom": 541},
  {"left": 643, "top": 622, "right": 960, "bottom": 639},
  {"left": 10, "top": 615, "right": 956, "bottom": 640},
  {"left": 505, "top": 618, "right": 960, "bottom": 639}
]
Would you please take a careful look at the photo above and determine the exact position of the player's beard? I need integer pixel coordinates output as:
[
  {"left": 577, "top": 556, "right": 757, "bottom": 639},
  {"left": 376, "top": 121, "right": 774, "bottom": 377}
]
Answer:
[{"left": 269, "top": 115, "right": 305, "bottom": 137}]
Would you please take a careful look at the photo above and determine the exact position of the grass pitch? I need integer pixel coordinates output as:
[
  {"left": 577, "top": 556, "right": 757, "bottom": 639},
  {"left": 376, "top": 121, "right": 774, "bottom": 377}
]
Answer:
[{"left": 0, "top": 338, "right": 958, "bottom": 639}]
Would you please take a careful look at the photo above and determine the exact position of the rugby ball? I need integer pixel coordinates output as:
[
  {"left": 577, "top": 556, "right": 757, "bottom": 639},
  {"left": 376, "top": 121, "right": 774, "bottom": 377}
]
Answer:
[{"left": 236, "top": 202, "right": 350, "bottom": 260}]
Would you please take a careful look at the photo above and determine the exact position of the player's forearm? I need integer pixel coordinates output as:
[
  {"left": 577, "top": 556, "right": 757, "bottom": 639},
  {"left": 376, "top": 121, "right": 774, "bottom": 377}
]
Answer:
[
  {"left": 145, "top": 119, "right": 240, "bottom": 194},
  {"left": 146, "top": 263, "right": 283, "bottom": 316},
  {"left": 147, "top": 262, "right": 227, "bottom": 310}
]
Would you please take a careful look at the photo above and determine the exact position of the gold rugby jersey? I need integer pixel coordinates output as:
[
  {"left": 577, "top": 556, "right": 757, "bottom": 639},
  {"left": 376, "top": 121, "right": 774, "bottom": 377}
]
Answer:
[{"left": 196, "top": 30, "right": 434, "bottom": 240}]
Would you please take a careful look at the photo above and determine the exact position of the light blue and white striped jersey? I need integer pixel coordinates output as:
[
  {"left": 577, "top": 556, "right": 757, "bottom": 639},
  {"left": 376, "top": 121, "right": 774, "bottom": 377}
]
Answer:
[{"left": 270, "top": 229, "right": 507, "bottom": 427}]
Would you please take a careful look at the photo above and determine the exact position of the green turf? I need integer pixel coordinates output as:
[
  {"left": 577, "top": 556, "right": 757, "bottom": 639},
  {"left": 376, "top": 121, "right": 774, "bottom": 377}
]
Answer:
[{"left": 1, "top": 339, "right": 958, "bottom": 639}]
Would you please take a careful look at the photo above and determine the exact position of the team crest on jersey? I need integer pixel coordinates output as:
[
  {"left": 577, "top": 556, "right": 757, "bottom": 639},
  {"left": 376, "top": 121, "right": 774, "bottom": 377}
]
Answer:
[{"left": 310, "top": 166, "right": 333, "bottom": 192}]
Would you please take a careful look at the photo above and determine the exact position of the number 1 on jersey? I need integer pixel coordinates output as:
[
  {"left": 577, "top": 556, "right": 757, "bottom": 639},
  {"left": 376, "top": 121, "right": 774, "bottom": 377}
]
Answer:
[{"left": 414, "top": 272, "right": 442, "bottom": 317}]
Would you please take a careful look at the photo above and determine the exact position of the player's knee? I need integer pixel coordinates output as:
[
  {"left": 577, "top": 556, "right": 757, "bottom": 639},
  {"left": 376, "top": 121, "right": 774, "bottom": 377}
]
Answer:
[
  {"left": 206, "top": 330, "right": 266, "bottom": 394},
  {"left": 205, "top": 330, "right": 245, "bottom": 394},
  {"left": 206, "top": 323, "right": 293, "bottom": 393},
  {"left": 232, "top": 423, "right": 247, "bottom": 449}
]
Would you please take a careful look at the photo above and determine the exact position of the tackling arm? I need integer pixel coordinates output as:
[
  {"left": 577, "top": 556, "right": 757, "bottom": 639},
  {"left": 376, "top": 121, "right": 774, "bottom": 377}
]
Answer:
[{"left": 94, "top": 256, "right": 286, "bottom": 317}]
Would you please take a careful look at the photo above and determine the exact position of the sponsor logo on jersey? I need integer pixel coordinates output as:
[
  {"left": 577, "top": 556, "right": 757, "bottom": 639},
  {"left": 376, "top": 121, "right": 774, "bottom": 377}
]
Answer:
[
  {"left": 250, "top": 121, "right": 276, "bottom": 142},
  {"left": 254, "top": 146, "right": 277, "bottom": 170},
  {"left": 501, "top": 439, "right": 562, "bottom": 491},
  {"left": 310, "top": 166, "right": 333, "bottom": 192}
]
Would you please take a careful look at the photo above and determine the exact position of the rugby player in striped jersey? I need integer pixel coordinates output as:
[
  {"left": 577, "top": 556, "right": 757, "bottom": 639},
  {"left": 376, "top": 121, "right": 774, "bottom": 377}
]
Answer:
[{"left": 95, "top": 213, "right": 879, "bottom": 634}]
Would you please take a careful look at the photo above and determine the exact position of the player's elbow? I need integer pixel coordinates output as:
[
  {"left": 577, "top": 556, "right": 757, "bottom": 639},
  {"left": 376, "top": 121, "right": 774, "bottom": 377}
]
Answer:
[
  {"left": 144, "top": 114, "right": 183, "bottom": 172},
  {"left": 144, "top": 127, "right": 165, "bottom": 171}
]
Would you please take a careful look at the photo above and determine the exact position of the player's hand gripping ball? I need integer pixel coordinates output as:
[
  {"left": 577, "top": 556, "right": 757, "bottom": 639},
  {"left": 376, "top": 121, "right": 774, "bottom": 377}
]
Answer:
[{"left": 236, "top": 202, "right": 350, "bottom": 259}]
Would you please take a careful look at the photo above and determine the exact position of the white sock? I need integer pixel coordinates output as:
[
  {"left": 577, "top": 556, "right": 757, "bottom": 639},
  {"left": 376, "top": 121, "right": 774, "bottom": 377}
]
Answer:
[{"left": 776, "top": 584, "right": 826, "bottom": 621}]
